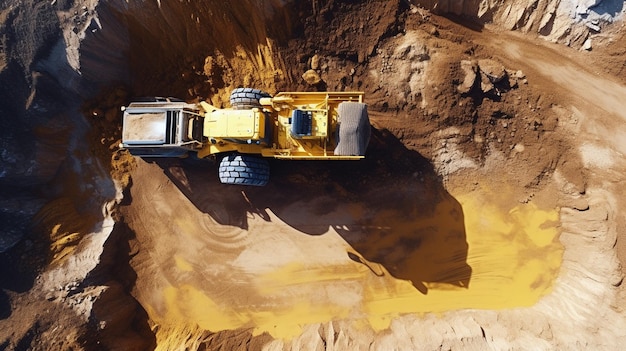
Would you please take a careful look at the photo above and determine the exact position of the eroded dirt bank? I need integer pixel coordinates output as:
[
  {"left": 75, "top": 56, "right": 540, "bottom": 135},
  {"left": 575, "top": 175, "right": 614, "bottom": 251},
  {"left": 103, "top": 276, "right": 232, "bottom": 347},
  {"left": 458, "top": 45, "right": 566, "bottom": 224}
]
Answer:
[{"left": 1, "top": 0, "right": 626, "bottom": 350}]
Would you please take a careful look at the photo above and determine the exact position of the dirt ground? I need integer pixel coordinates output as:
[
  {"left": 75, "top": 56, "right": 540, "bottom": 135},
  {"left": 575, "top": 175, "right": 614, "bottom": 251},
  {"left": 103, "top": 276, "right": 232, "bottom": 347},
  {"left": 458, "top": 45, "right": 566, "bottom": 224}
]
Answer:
[
  {"left": 1, "top": 0, "right": 626, "bottom": 350},
  {"left": 115, "top": 11, "right": 626, "bottom": 349}
]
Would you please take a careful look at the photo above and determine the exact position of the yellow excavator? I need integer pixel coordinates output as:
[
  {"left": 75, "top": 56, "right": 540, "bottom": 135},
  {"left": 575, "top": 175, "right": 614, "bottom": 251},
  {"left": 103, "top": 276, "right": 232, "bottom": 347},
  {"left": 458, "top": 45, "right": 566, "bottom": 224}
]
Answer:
[{"left": 120, "top": 88, "right": 370, "bottom": 186}]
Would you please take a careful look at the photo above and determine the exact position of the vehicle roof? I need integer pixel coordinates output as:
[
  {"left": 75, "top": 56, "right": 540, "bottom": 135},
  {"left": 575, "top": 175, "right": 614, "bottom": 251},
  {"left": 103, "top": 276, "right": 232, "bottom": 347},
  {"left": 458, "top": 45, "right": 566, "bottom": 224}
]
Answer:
[{"left": 126, "top": 101, "right": 199, "bottom": 110}]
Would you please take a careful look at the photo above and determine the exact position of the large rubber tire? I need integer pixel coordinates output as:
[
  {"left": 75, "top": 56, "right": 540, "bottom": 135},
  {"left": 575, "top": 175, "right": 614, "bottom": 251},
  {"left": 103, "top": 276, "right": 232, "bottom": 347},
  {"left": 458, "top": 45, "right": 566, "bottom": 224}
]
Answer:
[
  {"left": 218, "top": 154, "right": 270, "bottom": 186},
  {"left": 229, "top": 88, "right": 271, "bottom": 110}
]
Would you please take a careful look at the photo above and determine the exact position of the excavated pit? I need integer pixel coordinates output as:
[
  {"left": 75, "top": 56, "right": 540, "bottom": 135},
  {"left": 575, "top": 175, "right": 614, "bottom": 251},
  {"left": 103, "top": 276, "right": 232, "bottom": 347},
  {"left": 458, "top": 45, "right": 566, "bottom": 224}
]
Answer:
[{"left": 1, "top": 0, "right": 626, "bottom": 349}]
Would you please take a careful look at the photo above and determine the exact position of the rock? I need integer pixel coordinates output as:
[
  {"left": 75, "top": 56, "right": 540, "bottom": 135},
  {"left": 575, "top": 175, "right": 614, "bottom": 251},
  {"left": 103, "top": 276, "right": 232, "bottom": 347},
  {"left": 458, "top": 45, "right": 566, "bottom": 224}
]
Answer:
[
  {"left": 92, "top": 108, "right": 104, "bottom": 117},
  {"left": 480, "top": 72, "right": 494, "bottom": 93},
  {"left": 302, "top": 69, "right": 322, "bottom": 85},
  {"left": 310, "top": 54, "right": 320, "bottom": 70},
  {"left": 576, "top": 7, "right": 590, "bottom": 15},
  {"left": 507, "top": 69, "right": 523, "bottom": 88},
  {"left": 582, "top": 38, "right": 592, "bottom": 51},
  {"left": 478, "top": 59, "right": 507, "bottom": 83},
  {"left": 586, "top": 22, "right": 601, "bottom": 32},
  {"left": 457, "top": 60, "right": 477, "bottom": 94}
]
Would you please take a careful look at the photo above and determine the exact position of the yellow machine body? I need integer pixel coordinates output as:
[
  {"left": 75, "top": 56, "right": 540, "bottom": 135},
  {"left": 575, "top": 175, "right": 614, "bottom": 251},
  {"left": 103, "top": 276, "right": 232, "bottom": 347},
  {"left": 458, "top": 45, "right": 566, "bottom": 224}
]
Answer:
[{"left": 195, "top": 92, "right": 365, "bottom": 160}]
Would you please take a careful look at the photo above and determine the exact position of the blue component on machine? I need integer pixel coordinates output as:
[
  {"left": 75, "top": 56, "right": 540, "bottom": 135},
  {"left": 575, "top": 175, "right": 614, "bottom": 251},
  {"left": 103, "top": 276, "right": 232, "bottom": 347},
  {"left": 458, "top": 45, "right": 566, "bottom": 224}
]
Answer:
[{"left": 290, "top": 109, "right": 312, "bottom": 138}]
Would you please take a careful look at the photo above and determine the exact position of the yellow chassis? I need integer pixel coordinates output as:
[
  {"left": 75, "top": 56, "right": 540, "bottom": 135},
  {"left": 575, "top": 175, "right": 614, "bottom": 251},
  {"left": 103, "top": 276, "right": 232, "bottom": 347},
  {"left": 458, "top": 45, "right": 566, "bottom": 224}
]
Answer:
[{"left": 196, "top": 92, "right": 364, "bottom": 160}]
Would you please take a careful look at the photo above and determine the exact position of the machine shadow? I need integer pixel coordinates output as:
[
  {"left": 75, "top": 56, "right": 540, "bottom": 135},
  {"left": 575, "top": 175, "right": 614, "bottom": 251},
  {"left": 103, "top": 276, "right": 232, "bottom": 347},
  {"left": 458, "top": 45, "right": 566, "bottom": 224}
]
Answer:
[{"left": 156, "top": 127, "right": 472, "bottom": 293}]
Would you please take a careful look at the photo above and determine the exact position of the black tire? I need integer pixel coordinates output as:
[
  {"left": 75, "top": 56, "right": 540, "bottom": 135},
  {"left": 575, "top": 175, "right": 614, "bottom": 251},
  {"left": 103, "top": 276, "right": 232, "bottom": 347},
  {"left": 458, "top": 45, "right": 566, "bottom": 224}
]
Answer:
[
  {"left": 229, "top": 88, "right": 271, "bottom": 110},
  {"left": 218, "top": 154, "right": 270, "bottom": 186}
]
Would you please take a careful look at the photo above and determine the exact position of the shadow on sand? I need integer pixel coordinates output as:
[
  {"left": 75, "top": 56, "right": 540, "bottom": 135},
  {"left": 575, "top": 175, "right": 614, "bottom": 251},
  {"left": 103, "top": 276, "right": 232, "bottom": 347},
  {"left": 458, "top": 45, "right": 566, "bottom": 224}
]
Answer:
[{"left": 155, "top": 127, "right": 471, "bottom": 294}]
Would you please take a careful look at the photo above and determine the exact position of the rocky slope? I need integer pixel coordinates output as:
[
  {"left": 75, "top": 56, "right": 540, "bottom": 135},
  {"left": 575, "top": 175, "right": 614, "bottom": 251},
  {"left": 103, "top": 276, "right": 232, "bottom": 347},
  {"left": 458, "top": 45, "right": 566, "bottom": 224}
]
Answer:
[{"left": 416, "top": 0, "right": 625, "bottom": 47}]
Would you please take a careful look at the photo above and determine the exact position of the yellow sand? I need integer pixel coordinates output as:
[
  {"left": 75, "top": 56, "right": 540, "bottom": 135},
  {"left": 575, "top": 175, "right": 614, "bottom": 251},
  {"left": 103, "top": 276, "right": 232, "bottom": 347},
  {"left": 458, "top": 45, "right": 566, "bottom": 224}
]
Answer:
[
  {"left": 150, "top": 188, "right": 563, "bottom": 341},
  {"left": 365, "top": 191, "right": 562, "bottom": 330}
]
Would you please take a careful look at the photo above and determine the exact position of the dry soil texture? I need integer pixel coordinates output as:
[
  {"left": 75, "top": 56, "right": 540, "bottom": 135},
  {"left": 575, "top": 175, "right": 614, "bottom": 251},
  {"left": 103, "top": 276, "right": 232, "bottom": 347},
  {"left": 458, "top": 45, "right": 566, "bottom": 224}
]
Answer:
[{"left": 1, "top": 0, "right": 626, "bottom": 350}]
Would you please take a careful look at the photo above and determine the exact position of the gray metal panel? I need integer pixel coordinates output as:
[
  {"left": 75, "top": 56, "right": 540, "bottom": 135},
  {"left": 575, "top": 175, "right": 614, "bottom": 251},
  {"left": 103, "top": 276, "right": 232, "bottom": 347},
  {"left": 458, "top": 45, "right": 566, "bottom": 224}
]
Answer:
[
  {"left": 334, "top": 102, "right": 370, "bottom": 156},
  {"left": 122, "top": 112, "right": 168, "bottom": 145}
]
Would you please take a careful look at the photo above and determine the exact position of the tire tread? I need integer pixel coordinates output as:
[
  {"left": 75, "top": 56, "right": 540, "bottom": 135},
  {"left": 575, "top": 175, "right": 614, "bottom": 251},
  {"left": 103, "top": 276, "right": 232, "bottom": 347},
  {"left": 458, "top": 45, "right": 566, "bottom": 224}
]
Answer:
[{"left": 218, "top": 154, "right": 270, "bottom": 186}]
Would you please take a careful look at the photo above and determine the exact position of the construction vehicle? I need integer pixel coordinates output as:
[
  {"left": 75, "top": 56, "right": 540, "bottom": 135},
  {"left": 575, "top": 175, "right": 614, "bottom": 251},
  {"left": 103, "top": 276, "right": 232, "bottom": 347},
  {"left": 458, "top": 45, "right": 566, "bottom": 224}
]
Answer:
[{"left": 120, "top": 88, "right": 370, "bottom": 186}]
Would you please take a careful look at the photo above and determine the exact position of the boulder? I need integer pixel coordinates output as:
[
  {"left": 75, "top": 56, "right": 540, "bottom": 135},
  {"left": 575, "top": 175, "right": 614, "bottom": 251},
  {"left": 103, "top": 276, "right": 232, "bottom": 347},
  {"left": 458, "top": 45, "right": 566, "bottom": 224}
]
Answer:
[
  {"left": 302, "top": 69, "right": 322, "bottom": 85},
  {"left": 478, "top": 59, "right": 507, "bottom": 83},
  {"left": 457, "top": 60, "right": 477, "bottom": 94},
  {"left": 480, "top": 73, "right": 494, "bottom": 93},
  {"left": 310, "top": 54, "right": 320, "bottom": 70},
  {"left": 585, "top": 22, "right": 601, "bottom": 32}
]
